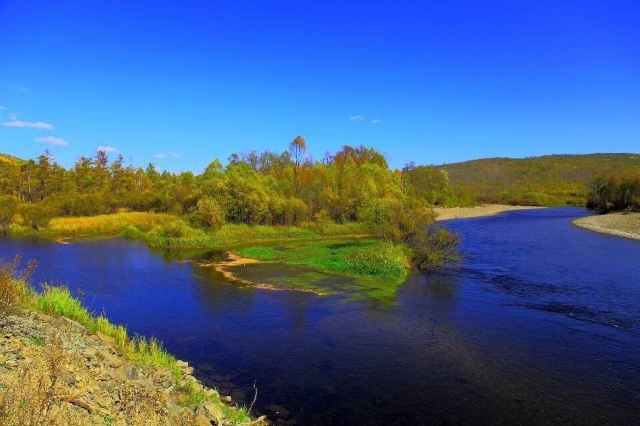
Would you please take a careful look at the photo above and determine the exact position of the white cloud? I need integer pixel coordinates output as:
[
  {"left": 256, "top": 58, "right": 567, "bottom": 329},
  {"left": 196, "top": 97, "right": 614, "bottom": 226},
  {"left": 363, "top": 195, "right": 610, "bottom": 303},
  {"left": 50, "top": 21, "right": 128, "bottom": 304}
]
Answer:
[
  {"left": 369, "top": 119, "right": 381, "bottom": 124},
  {"left": 2, "top": 117, "right": 54, "bottom": 129},
  {"left": 349, "top": 115, "right": 364, "bottom": 121},
  {"left": 36, "top": 136, "right": 68, "bottom": 147},
  {"left": 154, "top": 152, "right": 182, "bottom": 159},
  {"left": 96, "top": 146, "right": 119, "bottom": 153}
]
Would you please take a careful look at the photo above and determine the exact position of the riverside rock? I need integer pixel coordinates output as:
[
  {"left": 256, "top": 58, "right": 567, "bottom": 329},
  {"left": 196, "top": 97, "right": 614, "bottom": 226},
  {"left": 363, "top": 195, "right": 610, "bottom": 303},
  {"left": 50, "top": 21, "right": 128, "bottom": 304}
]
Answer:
[{"left": 0, "top": 312, "right": 266, "bottom": 425}]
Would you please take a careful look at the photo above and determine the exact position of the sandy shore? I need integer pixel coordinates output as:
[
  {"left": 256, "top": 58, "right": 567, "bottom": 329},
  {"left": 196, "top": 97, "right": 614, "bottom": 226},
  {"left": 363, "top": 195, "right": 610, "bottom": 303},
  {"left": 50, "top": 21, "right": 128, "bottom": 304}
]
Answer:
[
  {"left": 573, "top": 212, "right": 640, "bottom": 240},
  {"left": 433, "top": 204, "right": 543, "bottom": 221}
]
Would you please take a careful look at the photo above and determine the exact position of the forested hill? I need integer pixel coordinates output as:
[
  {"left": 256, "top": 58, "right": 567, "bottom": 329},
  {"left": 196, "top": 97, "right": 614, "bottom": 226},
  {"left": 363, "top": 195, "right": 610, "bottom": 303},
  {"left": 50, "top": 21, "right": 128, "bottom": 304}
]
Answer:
[
  {"left": 0, "top": 153, "right": 23, "bottom": 166},
  {"left": 438, "top": 153, "right": 640, "bottom": 206}
]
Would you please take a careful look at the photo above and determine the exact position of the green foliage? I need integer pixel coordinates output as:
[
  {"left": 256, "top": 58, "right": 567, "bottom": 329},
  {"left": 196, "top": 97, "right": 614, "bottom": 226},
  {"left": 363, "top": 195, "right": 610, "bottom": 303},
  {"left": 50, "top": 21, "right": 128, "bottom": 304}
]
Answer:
[
  {"left": 0, "top": 196, "right": 18, "bottom": 235},
  {"left": 359, "top": 197, "right": 434, "bottom": 243},
  {"left": 37, "top": 285, "right": 176, "bottom": 367},
  {"left": 402, "top": 163, "right": 451, "bottom": 205},
  {"left": 20, "top": 203, "right": 53, "bottom": 230},
  {"left": 406, "top": 225, "right": 461, "bottom": 271},
  {"left": 440, "top": 154, "right": 640, "bottom": 206},
  {"left": 238, "top": 239, "right": 409, "bottom": 282},
  {"left": 193, "top": 196, "right": 225, "bottom": 231},
  {"left": 587, "top": 174, "right": 640, "bottom": 212},
  {"left": 238, "top": 246, "right": 279, "bottom": 259},
  {"left": 346, "top": 241, "right": 409, "bottom": 279}
]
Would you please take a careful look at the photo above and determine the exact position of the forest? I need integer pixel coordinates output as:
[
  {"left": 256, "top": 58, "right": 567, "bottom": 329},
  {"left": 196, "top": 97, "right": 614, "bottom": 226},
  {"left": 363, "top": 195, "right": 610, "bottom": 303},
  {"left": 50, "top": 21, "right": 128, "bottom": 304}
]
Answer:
[
  {"left": 440, "top": 153, "right": 640, "bottom": 206},
  {"left": 586, "top": 173, "right": 640, "bottom": 212},
  {"left": 0, "top": 138, "right": 458, "bottom": 277}
]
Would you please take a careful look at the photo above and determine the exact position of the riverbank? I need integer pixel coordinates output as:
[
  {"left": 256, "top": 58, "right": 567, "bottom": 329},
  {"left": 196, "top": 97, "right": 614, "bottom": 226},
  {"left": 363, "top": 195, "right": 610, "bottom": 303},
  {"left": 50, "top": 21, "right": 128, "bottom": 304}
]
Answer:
[
  {"left": 0, "top": 263, "right": 261, "bottom": 425},
  {"left": 573, "top": 212, "right": 640, "bottom": 240},
  {"left": 433, "top": 204, "right": 543, "bottom": 221}
]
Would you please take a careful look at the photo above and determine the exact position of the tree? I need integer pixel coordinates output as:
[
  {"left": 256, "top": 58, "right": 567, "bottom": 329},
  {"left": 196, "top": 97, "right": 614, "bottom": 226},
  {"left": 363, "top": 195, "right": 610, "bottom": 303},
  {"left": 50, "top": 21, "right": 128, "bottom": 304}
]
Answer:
[
  {"left": 0, "top": 196, "right": 18, "bottom": 234},
  {"left": 193, "top": 197, "right": 225, "bottom": 231},
  {"left": 406, "top": 225, "right": 460, "bottom": 271},
  {"left": 289, "top": 135, "right": 306, "bottom": 196}
]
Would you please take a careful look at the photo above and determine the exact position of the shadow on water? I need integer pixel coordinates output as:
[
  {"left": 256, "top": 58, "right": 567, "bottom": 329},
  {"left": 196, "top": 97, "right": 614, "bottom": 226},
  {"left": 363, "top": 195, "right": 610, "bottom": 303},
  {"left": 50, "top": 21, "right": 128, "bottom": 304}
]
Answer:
[{"left": 1, "top": 207, "right": 640, "bottom": 425}]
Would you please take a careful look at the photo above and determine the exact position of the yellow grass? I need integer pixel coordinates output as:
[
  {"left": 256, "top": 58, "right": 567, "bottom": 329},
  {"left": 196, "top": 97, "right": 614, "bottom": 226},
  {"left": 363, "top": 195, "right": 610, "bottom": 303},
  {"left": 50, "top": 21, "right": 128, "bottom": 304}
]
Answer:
[{"left": 47, "top": 212, "right": 178, "bottom": 235}]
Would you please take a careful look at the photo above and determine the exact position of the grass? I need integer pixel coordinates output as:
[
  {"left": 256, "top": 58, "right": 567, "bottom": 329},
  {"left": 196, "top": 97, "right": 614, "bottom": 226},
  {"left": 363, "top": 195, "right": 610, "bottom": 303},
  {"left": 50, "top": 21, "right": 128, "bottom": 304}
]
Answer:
[
  {"left": 37, "top": 285, "right": 176, "bottom": 367},
  {"left": 238, "top": 239, "right": 410, "bottom": 282},
  {"left": 127, "top": 220, "right": 368, "bottom": 250},
  {"left": 47, "top": 211, "right": 178, "bottom": 235},
  {"left": 0, "top": 259, "right": 255, "bottom": 424}
]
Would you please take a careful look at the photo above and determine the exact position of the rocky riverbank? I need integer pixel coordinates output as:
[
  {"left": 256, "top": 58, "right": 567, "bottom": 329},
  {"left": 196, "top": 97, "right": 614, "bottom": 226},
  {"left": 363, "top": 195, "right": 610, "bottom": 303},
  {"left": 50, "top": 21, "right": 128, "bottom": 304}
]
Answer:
[
  {"left": 573, "top": 212, "right": 640, "bottom": 240},
  {"left": 0, "top": 311, "right": 265, "bottom": 426}
]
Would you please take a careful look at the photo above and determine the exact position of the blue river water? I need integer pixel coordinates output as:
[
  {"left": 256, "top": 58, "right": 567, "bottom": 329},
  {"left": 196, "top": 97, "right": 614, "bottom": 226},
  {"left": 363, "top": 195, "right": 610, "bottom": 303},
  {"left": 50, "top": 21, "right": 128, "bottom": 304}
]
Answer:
[{"left": 1, "top": 207, "right": 639, "bottom": 425}]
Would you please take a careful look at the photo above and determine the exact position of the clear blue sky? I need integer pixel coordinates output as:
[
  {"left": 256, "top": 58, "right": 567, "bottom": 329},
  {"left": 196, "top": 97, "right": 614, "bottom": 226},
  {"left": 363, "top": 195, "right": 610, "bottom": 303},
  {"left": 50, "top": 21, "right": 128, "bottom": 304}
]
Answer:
[{"left": 1, "top": 1, "right": 638, "bottom": 171}]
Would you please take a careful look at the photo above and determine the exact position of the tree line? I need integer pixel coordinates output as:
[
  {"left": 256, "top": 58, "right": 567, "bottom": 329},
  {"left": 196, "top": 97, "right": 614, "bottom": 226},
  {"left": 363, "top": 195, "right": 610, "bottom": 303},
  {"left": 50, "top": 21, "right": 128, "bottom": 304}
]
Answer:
[
  {"left": 0, "top": 138, "right": 458, "bottom": 270},
  {"left": 587, "top": 174, "right": 640, "bottom": 212}
]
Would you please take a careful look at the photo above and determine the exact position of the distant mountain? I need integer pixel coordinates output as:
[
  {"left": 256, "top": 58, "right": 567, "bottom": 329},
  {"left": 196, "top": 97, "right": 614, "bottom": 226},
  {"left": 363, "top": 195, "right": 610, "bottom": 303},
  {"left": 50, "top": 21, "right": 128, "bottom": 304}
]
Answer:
[{"left": 438, "top": 153, "right": 640, "bottom": 206}]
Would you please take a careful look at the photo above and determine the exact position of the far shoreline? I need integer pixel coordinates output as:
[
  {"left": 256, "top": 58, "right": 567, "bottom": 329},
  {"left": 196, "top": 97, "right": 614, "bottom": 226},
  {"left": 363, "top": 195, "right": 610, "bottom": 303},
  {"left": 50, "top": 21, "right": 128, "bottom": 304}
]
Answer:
[
  {"left": 433, "top": 204, "right": 544, "bottom": 221},
  {"left": 572, "top": 212, "right": 640, "bottom": 241}
]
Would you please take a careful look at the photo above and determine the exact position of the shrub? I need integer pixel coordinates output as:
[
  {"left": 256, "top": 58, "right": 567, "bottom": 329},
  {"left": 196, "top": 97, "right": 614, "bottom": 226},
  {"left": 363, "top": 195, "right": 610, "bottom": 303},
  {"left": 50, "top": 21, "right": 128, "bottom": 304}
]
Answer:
[
  {"left": 406, "top": 225, "right": 460, "bottom": 271},
  {"left": 359, "top": 197, "right": 434, "bottom": 243},
  {"left": 193, "top": 196, "right": 225, "bottom": 231},
  {"left": 0, "top": 196, "right": 18, "bottom": 235},
  {"left": 19, "top": 203, "right": 53, "bottom": 230}
]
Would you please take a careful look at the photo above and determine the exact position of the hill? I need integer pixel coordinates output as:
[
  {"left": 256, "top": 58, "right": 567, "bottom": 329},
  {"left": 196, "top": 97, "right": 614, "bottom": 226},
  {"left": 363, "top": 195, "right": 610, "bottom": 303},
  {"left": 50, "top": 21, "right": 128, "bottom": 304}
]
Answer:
[
  {"left": 0, "top": 153, "right": 24, "bottom": 166},
  {"left": 438, "top": 153, "right": 640, "bottom": 206}
]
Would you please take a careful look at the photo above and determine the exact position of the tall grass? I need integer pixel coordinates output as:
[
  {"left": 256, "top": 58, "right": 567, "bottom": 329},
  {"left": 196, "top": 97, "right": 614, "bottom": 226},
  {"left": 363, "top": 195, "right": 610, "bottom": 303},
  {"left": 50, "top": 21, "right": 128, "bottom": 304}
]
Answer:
[
  {"left": 47, "top": 212, "right": 178, "bottom": 235},
  {"left": 37, "top": 285, "right": 176, "bottom": 367},
  {"left": 0, "top": 257, "right": 37, "bottom": 314}
]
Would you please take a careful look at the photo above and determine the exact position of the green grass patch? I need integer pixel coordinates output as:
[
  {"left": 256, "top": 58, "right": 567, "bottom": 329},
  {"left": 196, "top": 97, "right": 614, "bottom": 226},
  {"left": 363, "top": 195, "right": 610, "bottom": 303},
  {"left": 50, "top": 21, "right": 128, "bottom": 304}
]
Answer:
[
  {"left": 37, "top": 285, "right": 176, "bottom": 367},
  {"left": 238, "top": 239, "right": 409, "bottom": 283}
]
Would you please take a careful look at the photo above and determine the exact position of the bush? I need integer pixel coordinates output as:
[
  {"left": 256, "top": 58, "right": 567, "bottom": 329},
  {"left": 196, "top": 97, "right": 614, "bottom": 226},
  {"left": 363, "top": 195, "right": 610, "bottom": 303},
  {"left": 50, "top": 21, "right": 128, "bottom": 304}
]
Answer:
[
  {"left": 193, "top": 196, "right": 225, "bottom": 231},
  {"left": 406, "top": 225, "right": 460, "bottom": 271},
  {"left": 0, "top": 196, "right": 18, "bottom": 235},
  {"left": 359, "top": 197, "right": 434, "bottom": 243},
  {"left": 19, "top": 203, "right": 53, "bottom": 230}
]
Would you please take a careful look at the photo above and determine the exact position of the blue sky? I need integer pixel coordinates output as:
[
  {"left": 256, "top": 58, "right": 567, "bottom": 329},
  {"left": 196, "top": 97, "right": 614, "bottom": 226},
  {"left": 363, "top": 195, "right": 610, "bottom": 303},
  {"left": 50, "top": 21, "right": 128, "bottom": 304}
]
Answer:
[{"left": 1, "top": 1, "right": 638, "bottom": 171}]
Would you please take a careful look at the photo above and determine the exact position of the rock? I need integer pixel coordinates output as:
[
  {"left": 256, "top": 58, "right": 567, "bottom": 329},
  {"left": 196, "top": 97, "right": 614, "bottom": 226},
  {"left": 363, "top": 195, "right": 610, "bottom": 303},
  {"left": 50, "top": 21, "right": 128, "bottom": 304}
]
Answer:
[
  {"left": 194, "top": 414, "right": 213, "bottom": 426},
  {"left": 221, "top": 395, "right": 233, "bottom": 404},
  {"left": 95, "top": 332, "right": 116, "bottom": 348},
  {"left": 117, "top": 364, "right": 144, "bottom": 381},
  {"left": 196, "top": 400, "right": 225, "bottom": 422},
  {"left": 60, "top": 317, "right": 85, "bottom": 332}
]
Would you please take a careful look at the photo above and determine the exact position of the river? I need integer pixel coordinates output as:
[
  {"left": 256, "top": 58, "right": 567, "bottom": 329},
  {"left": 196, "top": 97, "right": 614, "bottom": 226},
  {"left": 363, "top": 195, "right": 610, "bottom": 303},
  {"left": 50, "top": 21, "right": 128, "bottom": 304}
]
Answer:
[{"left": 1, "top": 207, "right": 639, "bottom": 425}]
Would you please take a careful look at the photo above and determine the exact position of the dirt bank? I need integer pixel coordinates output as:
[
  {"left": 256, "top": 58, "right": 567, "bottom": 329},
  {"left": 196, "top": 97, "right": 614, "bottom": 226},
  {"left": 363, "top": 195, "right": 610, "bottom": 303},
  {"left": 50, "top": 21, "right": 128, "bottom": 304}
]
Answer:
[{"left": 573, "top": 212, "right": 640, "bottom": 240}]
